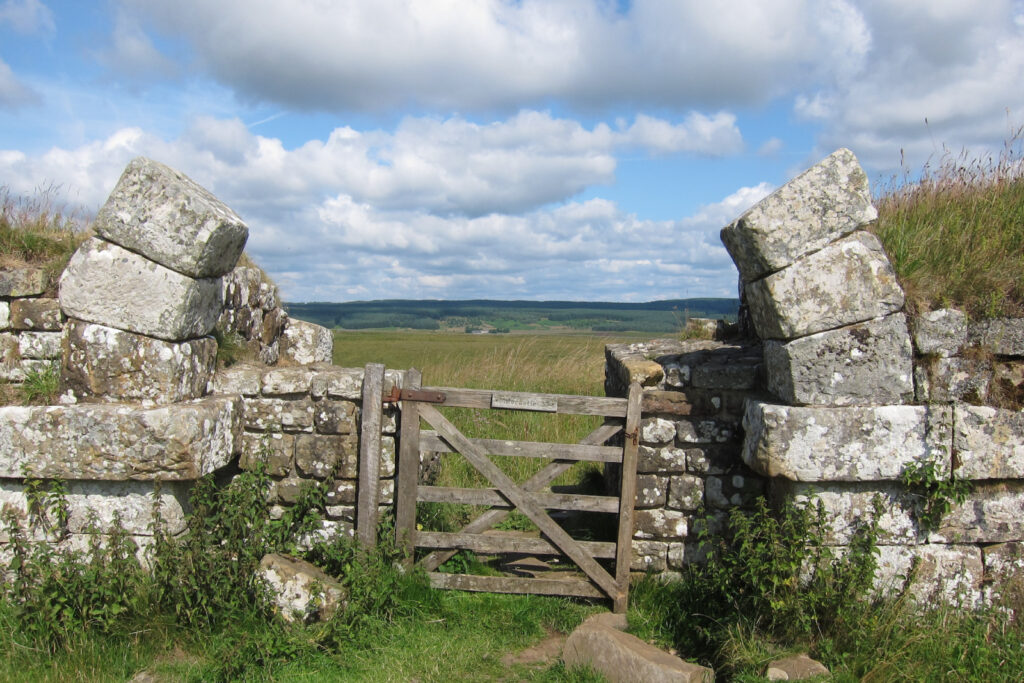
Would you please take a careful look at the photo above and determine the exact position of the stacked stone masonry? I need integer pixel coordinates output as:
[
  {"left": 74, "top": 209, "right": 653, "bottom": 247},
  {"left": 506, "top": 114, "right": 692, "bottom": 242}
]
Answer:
[
  {"left": 1, "top": 267, "right": 62, "bottom": 384},
  {"left": 212, "top": 363, "right": 402, "bottom": 541}
]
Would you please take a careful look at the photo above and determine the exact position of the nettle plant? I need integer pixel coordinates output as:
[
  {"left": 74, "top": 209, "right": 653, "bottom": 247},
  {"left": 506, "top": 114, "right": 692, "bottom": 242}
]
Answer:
[{"left": 899, "top": 460, "right": 971, "bottom": 531}]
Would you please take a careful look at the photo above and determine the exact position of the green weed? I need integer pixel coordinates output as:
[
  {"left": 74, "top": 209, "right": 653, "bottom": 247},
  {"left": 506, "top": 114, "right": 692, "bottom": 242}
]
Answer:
[
  {"left": 18, "top": 364, "right": 59, "bottom": 405},
  {"left": 899, "top": 460, "right": 971, "bottom": 531}
]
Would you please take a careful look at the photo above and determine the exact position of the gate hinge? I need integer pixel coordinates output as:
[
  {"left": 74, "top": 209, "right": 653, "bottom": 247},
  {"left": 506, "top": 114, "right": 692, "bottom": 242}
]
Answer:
[
  {"left": 382, "top": 387, "right": 447, "bottom": 404},
  {"left": 623, "top": 430, "right": 639, "bottom": 446}
]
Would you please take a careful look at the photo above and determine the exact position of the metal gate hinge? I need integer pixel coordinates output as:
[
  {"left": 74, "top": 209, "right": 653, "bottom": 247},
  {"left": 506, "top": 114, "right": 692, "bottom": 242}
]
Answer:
[{"left": 382, "top": 387, "right": 447, "bottom": 404}]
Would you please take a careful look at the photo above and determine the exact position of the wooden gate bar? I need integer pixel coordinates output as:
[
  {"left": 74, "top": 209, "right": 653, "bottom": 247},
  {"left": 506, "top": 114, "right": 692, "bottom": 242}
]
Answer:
[
  {"left": 418, "top": 422, "right": 622, "bottom": 572},
  {"left": 416, "top": 530, "right": 617, "bottom": 558},
  {"left": 417, "top": 486, "right": 619, "bottom": 513},
  {"left": 613, "top": 382, "right": 643, "bottom": 613},
  {"left": 417, "top": 404, "right": 620, "bottom": 599},
  {"left": 421, "top": 386, "right": 628, "bottom": 417},
  {"left": 418, "top": 432, "right": 623, "bottom": 462},
  {"left": 356, "top": 362, "right": 386, "bottom": 548},
  {"left": 395, "top": 368, "right": 422, "bottom": 564},
  {"left": 428, "top": 573, "right": 604, "bottom": 599}
]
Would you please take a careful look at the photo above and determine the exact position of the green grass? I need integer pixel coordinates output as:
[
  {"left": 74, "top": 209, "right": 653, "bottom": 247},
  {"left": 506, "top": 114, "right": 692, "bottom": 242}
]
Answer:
[
  {"left": 0, "top": 186, "right": 87, "bottom": 292},
  {"left": 871, "top": 135, "right": 1024, "bottom": 318}
]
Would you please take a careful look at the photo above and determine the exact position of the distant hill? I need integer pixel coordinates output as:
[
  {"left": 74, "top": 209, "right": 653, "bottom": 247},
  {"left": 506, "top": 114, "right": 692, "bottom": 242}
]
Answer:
[{"left": 284, "top": 298, "right": 739, "bottom": 333}]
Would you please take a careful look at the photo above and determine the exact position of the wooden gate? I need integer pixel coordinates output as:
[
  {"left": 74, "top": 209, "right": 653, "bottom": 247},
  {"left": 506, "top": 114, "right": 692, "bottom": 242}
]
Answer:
[{"left": 390, "top": 369, "right": 643, "bottom": 613}]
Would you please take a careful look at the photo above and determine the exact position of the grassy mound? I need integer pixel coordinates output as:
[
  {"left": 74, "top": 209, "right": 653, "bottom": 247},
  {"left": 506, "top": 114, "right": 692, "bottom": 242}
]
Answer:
[{"left": 871, "top": 135, "right": 1024, "bottom": 318}]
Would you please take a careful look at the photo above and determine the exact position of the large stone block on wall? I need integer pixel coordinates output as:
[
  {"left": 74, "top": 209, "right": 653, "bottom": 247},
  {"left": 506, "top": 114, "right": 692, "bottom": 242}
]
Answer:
[
  {"left": 764, "top": 314, "right": 914, "bottom": 406},
  {"left": 872, "top": 545, "right": 983, "bottom": 606},
  {"left": 0, "top": 479, "right": 191, "bottom": 536},
  {"left": 742, "top": 401, "right": 951, "bottom": 481},
  {"left": 953, "top": 405, "right": 1024, "bottom": 479},
  {"left": 773, "top": 480, "right": 919, "bottom": 545},
  {"left": 93, "top": 157, "right": 248, "bottom": 278},
  {"left": 18, "top": 331, "right": 62, "bottom": 359},
  {"left": 720, "top": 148, "right": 877, "bottom": 282},
  {"left": 0, "top": 301, "right": 8, "bottom": 330},
  {"left": 61, "top": 319, "right": 216, "bottom": 404},
  {"left": 915, "top": 356, "right": 992, "bottom": 404},
  {"left": 0, "top": 396, "right": 241, "bottom": 480},
  {"left": 281, "top": 318, "right": 333, "bottom": 365},
  {"left": 59, "top": 238, "right": 222, "bottom": 341},
  {"left": 746, "top": 231, "right": 904, "bottom": 340},
  {"left": 929, "top": 482, "right": 1024, "bottom": 544}
]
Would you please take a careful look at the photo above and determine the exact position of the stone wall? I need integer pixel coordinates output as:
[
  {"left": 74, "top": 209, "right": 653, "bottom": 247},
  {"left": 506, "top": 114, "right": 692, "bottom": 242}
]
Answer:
[
  {"left": 1, "top": 268, "right": 62, "bottom": 385},
  {"left": 212, "top": 363, "right": 402, "bottom": 541},
  {"left": 605, "top": 148, "right": 1024, "bottom": 606}
]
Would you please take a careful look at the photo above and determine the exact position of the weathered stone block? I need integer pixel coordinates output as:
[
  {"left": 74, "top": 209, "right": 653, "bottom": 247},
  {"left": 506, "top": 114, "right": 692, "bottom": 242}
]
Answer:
[
  {"left": 774, "top": 480, "right": 918, "bottom": 545},
  {"left": 668, "top": 475, "right": 704, "bottom": 511},
  {"left": 0, "top": 266, "right": 47, "bottom": 297},
  {"left": 61, "top": 319, "right": 216, "bottom": 403},
  {"left": 0, "top": 301, "right": 8, "bottom": 330},
  {"left": 281, "top": 318, "right": 333, "bottom": 365},
  {"left": 872, "top": 545, "right": 983, "bottom": 606},
  {"left": 721, "top": 148, "right": 877, "bottom": 282},
  {"left": 637, "top": 445, "right": 690, "bottom": 473},
  {"left": 953, "top": 406, "right": 1024, "bottom": 479},
  {"left": 223, "top": 267, "right": 262, "bottom": 308},
  {"left": 705, "top": 473, "right": 764, "bottom": 509},
  {"left": 766, "top": 655, "right": 830, "bottom": 681},
  {"left": 0, "top": 479, "right": 191, "bottom": 536},
  {"left": 636, "top": 474, "right": 668, "bottom": 508},
  {"left": 686, "top": 445, "right": 744, "bottom": 475},
  {"left": 993, "top": 361, "right": 1024, "bottom": 409},
  {"left": 631, "top": 540, "right": 668, "bottom": 572},
  {"left": 746, "top": 231, "right": 904, "bottom": 340},
  {"left": 915, "top": 356, "right": 992, "bottom": 404},
  {"left": 564, "top": 613, "right": 714, "bottom": 682},
  {"left": 240, "top": 432, "right": 294, "bottom": 476},
  {"left": 930, "top": 482, "right": 1024, "bottom": 543},
  {"left": 18, "top": 331, "right": 61, "bottom": 359},
  {"left": 691, "top": 357, "right": 761, "bottom": 390},
  {"left": 969, "top": 318, "right": 1024, "bottom": 356},
  {"left": 0, "top": 357, "right": 55, "bottom": 382},
  {"left": 0, "top": 396, "right": 241, "bottom": 480},
  {"left": 318, "top": 366, "right": 403, "bottom": 400},
  {"left": 245, "top": 397, "right": 315, "bottom": 432},
  {"left": 764, "top": 314, "right": 914, "bottom": 406},
  {"left": 59, "top": 238, "right": 222, "bottom": 341},
  {"left": 742, "top": 401, "right": 951, "bottom": 481},
  {"left": 641, "top": 417, "right": 677, "bottom": 444},
  {"left": 211, "top": 363, "right": 263, "bottom": 396},
  {"left": 295, "top": 433, "right": 358, "bottom": 478},
  {"left": 9, "top": 297, "right": 61, "bottom": 330},
  {"left": 261, "top": 366, "right": 316, "bottom": 395},
  {"left": 314, "top": 400, "right": 357, "bottom": 434},
  {"left": 911, "top": 308, "right": 967, "bottom": 357},
  {"left": 982, "top": 542, "right": 1024, "bottom": 602},
  {"left": 258, "top": 553, "right": 345, "bottom": 624},
  {"left": 93, "top": 157, "right": 248, "bottom": 278},
  {"left": 634, "top": 509, "right": 688, "bottom": 540},
  {"left": 677, "top": 418, "right": 737, "bottom": 444}
]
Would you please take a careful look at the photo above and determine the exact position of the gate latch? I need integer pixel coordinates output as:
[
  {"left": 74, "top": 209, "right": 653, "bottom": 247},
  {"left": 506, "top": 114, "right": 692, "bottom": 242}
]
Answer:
[{"left": 382, "top": 387, "right": 447, "bottom": 404}]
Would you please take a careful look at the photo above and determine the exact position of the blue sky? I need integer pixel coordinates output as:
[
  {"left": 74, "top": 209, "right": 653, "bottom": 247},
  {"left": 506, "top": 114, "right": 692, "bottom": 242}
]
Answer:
[{"left": 2, "top": 1, "right": 1023, "bottom": 303}]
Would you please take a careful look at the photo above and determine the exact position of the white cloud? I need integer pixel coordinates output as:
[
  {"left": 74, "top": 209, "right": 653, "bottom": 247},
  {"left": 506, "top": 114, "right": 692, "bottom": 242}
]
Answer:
[
  {"left": 0, "top": 57, "right": 40, "bottom": 108},
  {"left": 114, "top": 0, "right": 872, "bottom": 112},
  {"left": 0, "top": 118, "right": 765, "bottom": 302},
  {"left": 0, "top": 0, "right": 54, "bottom": 35}
]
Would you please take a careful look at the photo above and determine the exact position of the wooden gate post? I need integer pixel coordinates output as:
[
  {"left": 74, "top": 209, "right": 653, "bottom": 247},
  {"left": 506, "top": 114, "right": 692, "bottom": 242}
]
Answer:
[
  {"left": 356, "top": 362, "right": 386, "bottom": 548},
  {"left": 395, "top": 368, "right": 422, "bottom": 566},
  {"left": 613, "top": 381, "right": 643, "bottom": 613}
]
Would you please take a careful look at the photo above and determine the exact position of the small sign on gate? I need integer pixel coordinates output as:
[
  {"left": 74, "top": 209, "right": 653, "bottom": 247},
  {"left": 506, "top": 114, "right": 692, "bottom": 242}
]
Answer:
[{"left": 491, "top": 392, "right": 557, "bottom": 412}]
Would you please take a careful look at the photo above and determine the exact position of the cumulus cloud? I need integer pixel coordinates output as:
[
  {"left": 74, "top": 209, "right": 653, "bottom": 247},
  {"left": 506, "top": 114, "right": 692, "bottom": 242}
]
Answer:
[
  {"left": 795, "top": 0, "right": 1024, "bottom": 170},
  {"left": 114, "top": 0, "right": 870, "bottom": 112},
  {"left": 0, "top": 0, "right": 54, "bottom": 35},
  {"left": 106, "top": 0, "right": 1024, "bottom": 178},
  {"left": 0, "top": 117, "right": 765, "bottom": 301}
]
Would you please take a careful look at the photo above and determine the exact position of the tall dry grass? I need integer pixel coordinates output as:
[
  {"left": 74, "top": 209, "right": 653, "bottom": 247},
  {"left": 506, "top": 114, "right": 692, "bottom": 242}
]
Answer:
[
  {"left": 0, "top": 186, "right": 87, "bottom": 290},
  {"left": 871, "top": 133, "right": 1024, "bottom": 318}
]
